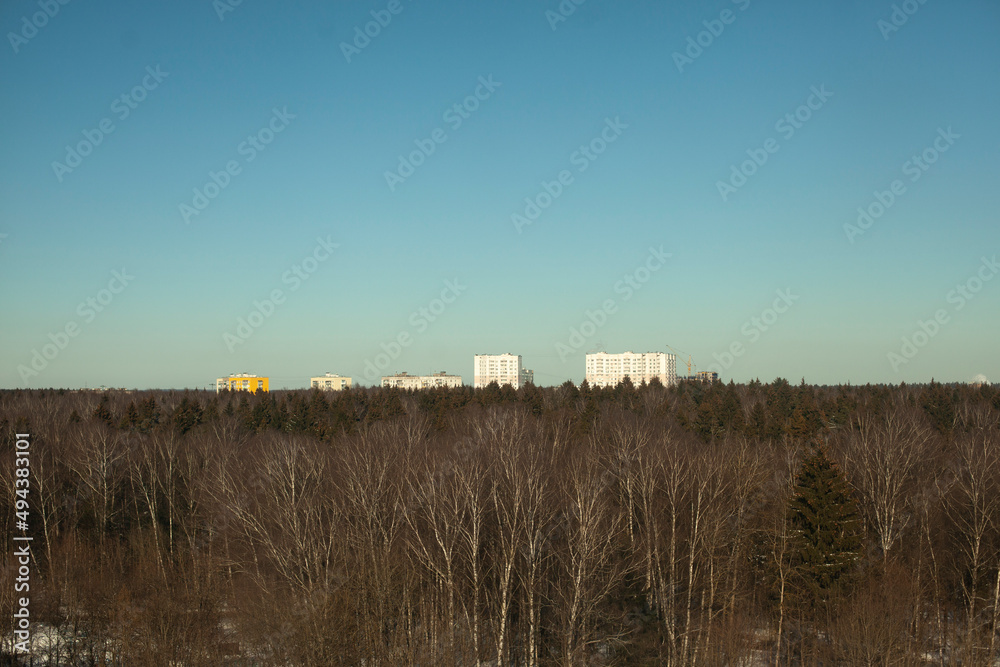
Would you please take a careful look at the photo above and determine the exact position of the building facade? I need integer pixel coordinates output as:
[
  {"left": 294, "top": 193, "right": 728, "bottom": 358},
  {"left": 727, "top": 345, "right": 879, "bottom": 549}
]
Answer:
[
  {"left": 311, "top": 373, "right": 352, "bottom": 391},
  {"left": 381, "top": 371, "right": 462, "bottom": 390},
  {"left": 474, "top": 353, "right": 532, "bottom": 389},
  {"left": 584, "top": 352, "right": 676, "bottom": 388},
  {"left": 216, "top": 373, "right": 269, "bottom": 393},
  {"left": 694, "top": 370, "right": 719, "bottom": 384}
]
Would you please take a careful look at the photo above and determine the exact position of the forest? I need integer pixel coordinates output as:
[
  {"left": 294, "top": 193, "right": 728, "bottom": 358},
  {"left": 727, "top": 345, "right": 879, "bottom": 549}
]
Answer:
[{"left": 1, "top": 377, "right": 999, "bottom": 666}]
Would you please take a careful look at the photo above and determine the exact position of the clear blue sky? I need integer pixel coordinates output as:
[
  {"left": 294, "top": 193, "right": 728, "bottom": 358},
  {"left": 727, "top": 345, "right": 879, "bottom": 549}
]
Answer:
[{"left": 1, "top": 0, "right": 998, "bottom": 389}]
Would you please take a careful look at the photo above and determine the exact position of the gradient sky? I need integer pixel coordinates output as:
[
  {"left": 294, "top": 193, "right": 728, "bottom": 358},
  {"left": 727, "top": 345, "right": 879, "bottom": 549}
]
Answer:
[{"left": 1, "top": 0, "right": 998, "bottom": 389}]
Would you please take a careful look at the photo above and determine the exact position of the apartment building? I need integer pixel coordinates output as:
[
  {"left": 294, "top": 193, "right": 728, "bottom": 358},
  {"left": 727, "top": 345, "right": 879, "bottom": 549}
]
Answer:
[
  {"left": 216, "top": 373, "right": 269, "bottom": 393},
  {"left": 310, "top": 373, "right": 352, "bottom": 391},
  {"left": 474, "top": 353, "right": 533, "bottom": 389},
  {"left": 584, "top": 352, "right": 676, "bottom": 388},
  {"left": 694, "top": 370, "right": 719, "bottom": 384},
  {"left": 381, "top": 371, "right": 462, "bottom": 390}
]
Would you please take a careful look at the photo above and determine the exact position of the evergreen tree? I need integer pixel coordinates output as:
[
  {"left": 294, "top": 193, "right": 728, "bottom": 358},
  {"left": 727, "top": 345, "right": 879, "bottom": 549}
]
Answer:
[
  {"left": 137, "top": 396, "right": 161, "bottom": 433},
  {"left": 518, "top": 382, "right": 544, "bottom": 416},
  {"left": 172, "top": 395, "right": 204, "bottom": 435},
  {"left": 744, "top": 402, "right": 767, "bottom": 439},
  {"left": 92, "top": 395, "right": 114, "bottom": 426},
  {"left": 203, "top": 397, "right": 219, "bottom": 423},
  {"left": 921, "top": 379, "right": 955, "bottom": 434},
  {"left": 559, "top": 379, "right": 580, "bottom": 407},
  {"left": 497, "top": 383, "right": 518, "bottom": 404},
  {"left": 614, "top": 375, "right": 638, "bottom": 411},
  {"left": 787, "top": 447, "right": 863, "bottom": 607},
  {"left": 480, "top": 380, "right": 501, "bottom": 406},
  {"left": 120, "top": 401, "right": 139, "bottom": 430}
]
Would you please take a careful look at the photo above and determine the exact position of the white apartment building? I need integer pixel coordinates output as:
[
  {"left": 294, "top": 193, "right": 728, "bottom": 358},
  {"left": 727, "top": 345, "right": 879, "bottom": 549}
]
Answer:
[
  {"left": 381, "top": 372, "right": 462, "bottom": 390},
  {"left": 474, "top": 353, "right": 533, "bottom": 389},
  {"left": 585, "top": 352, "right": 676, "bottom": 388},
  {"left": 310, "top": 373, "right": 352, "bottom": 391}
]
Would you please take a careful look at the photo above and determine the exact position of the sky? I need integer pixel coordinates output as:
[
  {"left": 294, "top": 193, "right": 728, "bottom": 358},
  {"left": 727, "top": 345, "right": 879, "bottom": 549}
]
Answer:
[{"left": 1, "top": 0, "right": 998, "bottom": 389}]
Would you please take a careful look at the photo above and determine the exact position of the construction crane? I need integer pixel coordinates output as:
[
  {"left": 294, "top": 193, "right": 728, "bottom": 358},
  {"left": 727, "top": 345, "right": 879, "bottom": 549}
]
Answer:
[{"left": 665, "top": 345, "right": 695, "bottom": 380}]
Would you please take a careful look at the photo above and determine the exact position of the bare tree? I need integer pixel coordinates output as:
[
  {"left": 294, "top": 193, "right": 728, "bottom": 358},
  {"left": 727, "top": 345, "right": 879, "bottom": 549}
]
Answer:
[
  {"left": 335, "top": 425, "right": 409, "bottom": 665},
  {"left": 403, "top": 441, "right": 466, "bottom": 663},
  {"left": 67, "top": 422, "right": 127, "bottom": 551},
  {"left": 945, "top": 431, "right": 1000, "bottom": 665},
  {"left": 841, "top": 404, "right": 931, "bottom": 563},
  {"left": 554, "top": 445, "right": 627, "bottom": 665}
]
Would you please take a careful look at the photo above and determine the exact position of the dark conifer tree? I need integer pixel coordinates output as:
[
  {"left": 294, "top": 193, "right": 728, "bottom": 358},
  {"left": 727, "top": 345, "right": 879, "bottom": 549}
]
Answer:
[
  {"left": 787, "top": 446, "right": 863, "bottom": 608},
  {"left": 171, "top": 395, "right": 203, "bottom": 435},
  {"left": 921, "top": 379, "right": 955, "bottom": 434},
  {"left": 497, "top": 383, "right": 518, "bottom": 404},
  {"left": 120, "top": 401, "right": 139, "bottom": 430},
  {"left": 203, "top": 397, "right": 219, "bottom": 423},
  {"left": 137, "top": 396, "right": 161, "bottom": 433},
  {"left": 92, "top": 395, "right": 114, "bottom": 426},
  {"left": 480, "top": 380, "right": 501, "bottom": 406},
  {"left": 615, "top": 376, "right": 638, "bottom": 411},
  {"left": 518, "top": 382, "right": 544, "bottom": 416}
]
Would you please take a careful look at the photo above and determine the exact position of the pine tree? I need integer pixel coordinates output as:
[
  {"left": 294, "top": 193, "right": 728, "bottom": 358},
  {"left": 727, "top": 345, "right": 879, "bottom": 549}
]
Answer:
[
  {"left": 480, "top": 380, "right": 501, "bottom": 406},
  {"left": 137, "top": 396, "right": 161, "bottom": 433},
  {"left": 921, "top": 379, "right": 955, "bottom": 434},
  {"left": 92, "top": 395, "right": 114, "bottom": 426},
  {"left": 172, "top": 395, "right": 203, "bottom": 435},
  {"left": 518, "top": 382, "right": 544, "bottom": 416},
  {"left": 787, "top": 447, "right": 863, "bottom": 608},
  {"left": 119, "top": 401, "right": 139, "bottom": 430}
]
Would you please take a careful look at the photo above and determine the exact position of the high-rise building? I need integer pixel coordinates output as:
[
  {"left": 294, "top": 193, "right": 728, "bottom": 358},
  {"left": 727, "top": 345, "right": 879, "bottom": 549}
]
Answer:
[
  {"left": 216, "top": 373, "right": 268, "bottom": 393},
  {"left": 310, "top": 373, "right": 352, "bottom": 391},
  {"left": 694, "top": 370, "right": 719, "bottom": 384},
  {"left": 381, "top": 371, "right": 462, "bottom": 390},
  {"left": 474, "top": 353, "right": 530, "bottom": 389},
  {"left": 584, "top": 352, "right": 676, "bottom": 388}
]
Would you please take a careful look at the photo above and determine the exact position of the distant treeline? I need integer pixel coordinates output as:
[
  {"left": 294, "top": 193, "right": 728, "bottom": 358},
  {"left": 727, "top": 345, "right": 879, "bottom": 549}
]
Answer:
[{"left": 1, "top": 379, "right": 999, "bottom": 665}]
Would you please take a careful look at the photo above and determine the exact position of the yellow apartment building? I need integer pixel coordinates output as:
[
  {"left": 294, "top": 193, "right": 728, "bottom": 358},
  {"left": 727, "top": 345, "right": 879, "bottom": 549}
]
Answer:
[{"left": 216, "top": 373, "right": 269, "bottom": 393}]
